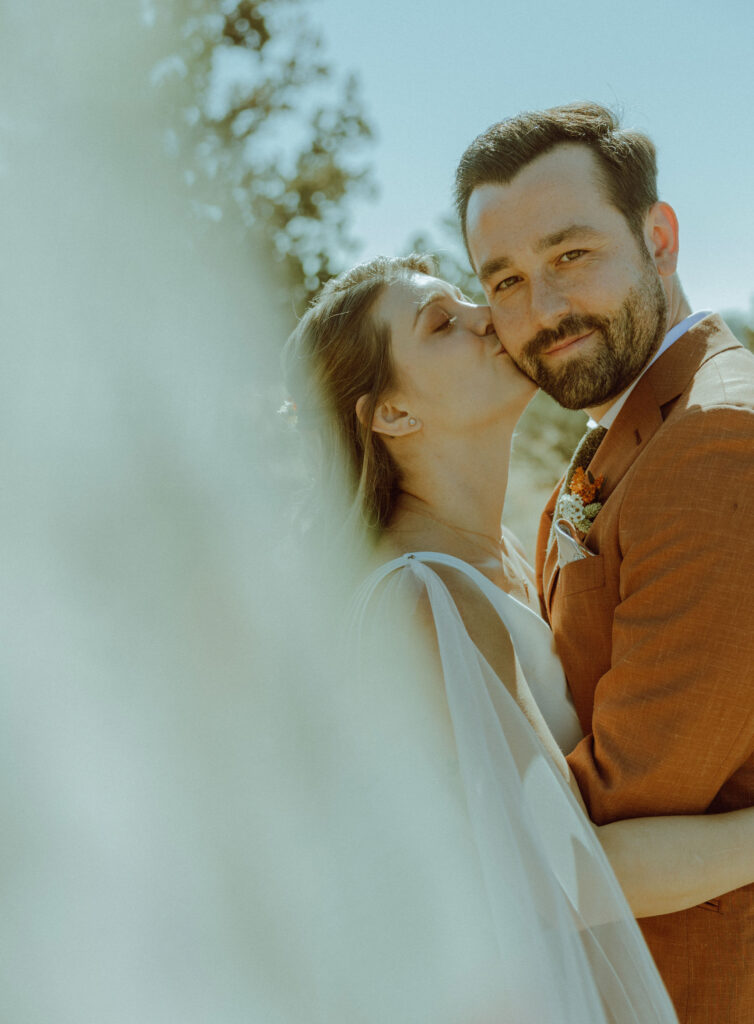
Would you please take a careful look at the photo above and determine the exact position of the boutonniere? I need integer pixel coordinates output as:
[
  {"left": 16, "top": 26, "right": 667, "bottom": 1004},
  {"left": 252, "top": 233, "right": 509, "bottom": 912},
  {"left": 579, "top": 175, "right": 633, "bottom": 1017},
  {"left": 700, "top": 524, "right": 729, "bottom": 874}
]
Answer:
[{"left": 554, "top": 466, "right": 605, "bottom": 535}]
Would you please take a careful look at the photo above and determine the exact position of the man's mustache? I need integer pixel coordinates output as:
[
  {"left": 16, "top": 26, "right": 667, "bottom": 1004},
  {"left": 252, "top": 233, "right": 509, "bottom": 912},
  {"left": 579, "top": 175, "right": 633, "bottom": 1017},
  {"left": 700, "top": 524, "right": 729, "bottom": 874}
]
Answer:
[{"left": 523, "top": 315, "right": 606, "bottom": 358}]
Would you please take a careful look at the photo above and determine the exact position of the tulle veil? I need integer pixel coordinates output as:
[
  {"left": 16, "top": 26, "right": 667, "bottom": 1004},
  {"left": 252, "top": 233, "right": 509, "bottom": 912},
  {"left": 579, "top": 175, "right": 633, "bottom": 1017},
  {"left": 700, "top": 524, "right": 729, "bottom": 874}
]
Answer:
[
  {"left": 349, "top": 552, "right": 678, "bottom": 1023},
  {"left": 1, "top": 3, "right": 676, "bottom": 1020}
]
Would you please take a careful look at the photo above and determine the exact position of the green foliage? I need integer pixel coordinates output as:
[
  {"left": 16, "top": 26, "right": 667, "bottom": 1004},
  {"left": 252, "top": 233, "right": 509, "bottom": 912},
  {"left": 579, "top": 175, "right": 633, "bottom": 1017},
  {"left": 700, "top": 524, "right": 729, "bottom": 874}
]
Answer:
[{"left": 156, "top": 0, "right": 374, "bottom": 312}]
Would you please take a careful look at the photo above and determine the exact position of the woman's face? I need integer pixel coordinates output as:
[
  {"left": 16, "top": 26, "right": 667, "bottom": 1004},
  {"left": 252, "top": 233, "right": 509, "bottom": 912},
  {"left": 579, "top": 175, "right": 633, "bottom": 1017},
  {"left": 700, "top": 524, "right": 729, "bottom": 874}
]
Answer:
[{"left": 374, "top": 273, "right": 537, "bottom": 438}]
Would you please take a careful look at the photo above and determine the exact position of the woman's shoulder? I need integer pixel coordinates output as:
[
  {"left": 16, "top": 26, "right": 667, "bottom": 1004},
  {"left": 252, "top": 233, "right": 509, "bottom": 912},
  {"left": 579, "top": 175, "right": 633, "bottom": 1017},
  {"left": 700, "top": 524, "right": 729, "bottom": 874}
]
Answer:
[
  {"left": 369, "top": 538, "right": 491, "bottom": 596},
  {"left": 372, "top": 526, "right": 525, "bottom": 612},
  {"left": 363, "top": 542, "right": 518, "bottom": 680}
]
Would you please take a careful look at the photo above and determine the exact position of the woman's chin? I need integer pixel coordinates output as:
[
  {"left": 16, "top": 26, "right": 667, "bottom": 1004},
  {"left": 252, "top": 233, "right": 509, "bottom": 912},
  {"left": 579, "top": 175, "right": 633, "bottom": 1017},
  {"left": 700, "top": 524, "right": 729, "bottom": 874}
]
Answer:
[
  {"left": 522, "top": 377, "right": 540, "bottom": 403},
  {"left": 509, "top": 375, "right": 540, "bottom": 417}
]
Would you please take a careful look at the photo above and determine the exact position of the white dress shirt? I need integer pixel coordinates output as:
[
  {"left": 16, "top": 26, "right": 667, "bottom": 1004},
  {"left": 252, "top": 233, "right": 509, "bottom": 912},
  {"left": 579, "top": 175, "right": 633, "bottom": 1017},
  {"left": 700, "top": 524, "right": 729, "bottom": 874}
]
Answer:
[{"left": 589, "top": 311, "right": 712, "bottom": 430}]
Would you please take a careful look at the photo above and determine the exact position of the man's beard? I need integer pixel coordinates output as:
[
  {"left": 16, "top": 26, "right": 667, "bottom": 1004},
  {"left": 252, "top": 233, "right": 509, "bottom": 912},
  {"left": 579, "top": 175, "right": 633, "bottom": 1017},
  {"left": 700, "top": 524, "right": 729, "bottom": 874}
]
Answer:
[{"left": 513, "top": 262, "right": 668, "bottom": 410}]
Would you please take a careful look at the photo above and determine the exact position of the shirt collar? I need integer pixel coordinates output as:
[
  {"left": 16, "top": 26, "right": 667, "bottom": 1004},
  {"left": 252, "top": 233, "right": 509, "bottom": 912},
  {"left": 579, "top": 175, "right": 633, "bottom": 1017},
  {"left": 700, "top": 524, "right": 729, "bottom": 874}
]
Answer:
[{"left": 587, "top": 311, "right": 713, "bottom": 430}]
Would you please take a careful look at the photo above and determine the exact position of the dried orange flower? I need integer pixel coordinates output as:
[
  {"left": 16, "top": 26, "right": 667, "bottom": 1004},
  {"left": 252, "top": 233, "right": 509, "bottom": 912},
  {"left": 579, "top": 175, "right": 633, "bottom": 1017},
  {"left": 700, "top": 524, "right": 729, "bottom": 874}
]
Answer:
[{"left": 570, "top": 466, "right": 604, "bottom": 504}]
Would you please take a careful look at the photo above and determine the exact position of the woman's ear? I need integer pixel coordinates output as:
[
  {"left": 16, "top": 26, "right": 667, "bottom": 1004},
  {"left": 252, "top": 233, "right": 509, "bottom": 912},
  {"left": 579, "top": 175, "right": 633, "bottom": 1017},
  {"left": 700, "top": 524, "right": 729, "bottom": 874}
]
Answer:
[
  {"left": 355, "top": 394, "right": 421, "bottom": 437},
  {"left": 644, "top": 201, "right": 680, "bottom": 277}
]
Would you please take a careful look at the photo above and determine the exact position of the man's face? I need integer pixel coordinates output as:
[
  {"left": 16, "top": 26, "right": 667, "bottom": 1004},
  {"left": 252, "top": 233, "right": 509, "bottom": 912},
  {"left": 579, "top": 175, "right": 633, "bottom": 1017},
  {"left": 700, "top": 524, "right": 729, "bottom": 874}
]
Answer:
[{"left": 465, "top": 144, "right": 668, "bottom": 413}]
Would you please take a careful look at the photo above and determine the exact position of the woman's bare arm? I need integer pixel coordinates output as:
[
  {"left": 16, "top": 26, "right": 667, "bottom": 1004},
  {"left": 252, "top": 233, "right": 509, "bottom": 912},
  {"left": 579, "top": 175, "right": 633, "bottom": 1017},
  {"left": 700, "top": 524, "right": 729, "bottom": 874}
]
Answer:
[
  {"left": 594, "top": 806, "right": 754, "bottom": 918},
  {"left": 562, "top": 748, "right": 753, "bottom": 916}
]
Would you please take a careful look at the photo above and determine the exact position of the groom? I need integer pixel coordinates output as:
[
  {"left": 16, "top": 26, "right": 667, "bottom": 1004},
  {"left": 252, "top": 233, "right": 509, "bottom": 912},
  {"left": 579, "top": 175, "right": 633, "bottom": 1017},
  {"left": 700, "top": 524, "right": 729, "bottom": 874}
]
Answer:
[{"left": 455, "top": 102, "right": 754, "bottom": 1023}]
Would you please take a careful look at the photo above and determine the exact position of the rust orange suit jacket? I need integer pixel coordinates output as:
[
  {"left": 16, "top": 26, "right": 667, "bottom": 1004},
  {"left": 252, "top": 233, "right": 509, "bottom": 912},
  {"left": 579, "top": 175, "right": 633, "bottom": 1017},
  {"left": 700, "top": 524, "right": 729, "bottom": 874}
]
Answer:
[{"left": 536, "top": 315, "right": 754, "bottom": 1024}]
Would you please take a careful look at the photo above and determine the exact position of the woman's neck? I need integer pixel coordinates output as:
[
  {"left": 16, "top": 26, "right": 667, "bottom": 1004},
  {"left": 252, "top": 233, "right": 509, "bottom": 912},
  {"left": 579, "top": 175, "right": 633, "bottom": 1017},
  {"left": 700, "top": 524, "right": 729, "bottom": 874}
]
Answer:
[{"left": 387, "top": 426, "right": 513, "bottom": 563}]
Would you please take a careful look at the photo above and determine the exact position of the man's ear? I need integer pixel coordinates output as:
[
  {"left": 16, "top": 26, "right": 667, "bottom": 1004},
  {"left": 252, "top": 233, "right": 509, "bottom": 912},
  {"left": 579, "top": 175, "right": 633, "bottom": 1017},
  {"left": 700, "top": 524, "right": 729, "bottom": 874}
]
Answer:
[
  {"left": 355, "top": 394, "right": 421, "bottom": 437},
  {"left": 644, "top": 201, "right": 679, "bottom": 277}
]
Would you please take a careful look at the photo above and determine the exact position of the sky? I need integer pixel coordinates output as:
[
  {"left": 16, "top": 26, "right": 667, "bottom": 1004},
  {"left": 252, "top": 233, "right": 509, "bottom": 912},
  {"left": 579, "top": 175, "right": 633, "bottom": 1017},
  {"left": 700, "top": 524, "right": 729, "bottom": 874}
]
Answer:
[{"left": 313, "top": 0, "right": 754, "bottom": 317}]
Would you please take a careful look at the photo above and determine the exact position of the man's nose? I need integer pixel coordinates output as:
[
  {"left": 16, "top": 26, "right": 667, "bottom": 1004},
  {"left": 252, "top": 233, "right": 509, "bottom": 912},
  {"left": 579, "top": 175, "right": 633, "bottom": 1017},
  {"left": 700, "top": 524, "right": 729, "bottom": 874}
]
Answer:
[{"left": 528, "top": 275, "right": 570, "bottom": 329}]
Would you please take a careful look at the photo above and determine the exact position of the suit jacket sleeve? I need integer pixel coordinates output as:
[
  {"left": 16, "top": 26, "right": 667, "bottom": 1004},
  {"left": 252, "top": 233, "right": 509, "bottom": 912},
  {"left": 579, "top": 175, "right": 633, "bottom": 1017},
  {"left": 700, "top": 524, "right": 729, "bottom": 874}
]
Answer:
[{"left": 567, "top": 404, "right": 754, "bottom": 823}]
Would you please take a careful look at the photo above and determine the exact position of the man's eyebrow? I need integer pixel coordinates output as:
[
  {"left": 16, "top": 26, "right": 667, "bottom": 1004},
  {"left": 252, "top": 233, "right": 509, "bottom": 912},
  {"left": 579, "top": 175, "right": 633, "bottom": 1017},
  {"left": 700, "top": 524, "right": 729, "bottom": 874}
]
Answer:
[
  {"left": 478, "top": 225, "right": 602, "bottom": 285},
  {"left": 535, "top": 224, "right": 601, "bottom": 252},
  {"left": 478, "top": 255, "right": 512, "bottom": 285}
]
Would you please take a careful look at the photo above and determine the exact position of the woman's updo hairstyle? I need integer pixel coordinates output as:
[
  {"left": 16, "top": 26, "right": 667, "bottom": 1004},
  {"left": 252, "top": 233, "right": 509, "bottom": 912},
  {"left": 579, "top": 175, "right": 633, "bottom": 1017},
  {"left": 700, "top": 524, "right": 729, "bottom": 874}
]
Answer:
[{"left": 283, "top": 253, "right": 435, "bottom": 535}]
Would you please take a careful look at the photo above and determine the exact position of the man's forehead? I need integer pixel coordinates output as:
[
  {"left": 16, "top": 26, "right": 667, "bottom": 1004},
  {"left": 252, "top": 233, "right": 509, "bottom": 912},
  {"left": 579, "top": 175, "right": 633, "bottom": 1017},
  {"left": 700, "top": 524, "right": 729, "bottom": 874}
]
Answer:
[
  {"left": 481, "top": 143, "right": 604, "bottom": 196},
  {"left": 466, "top": 149, "right": 612, "bottom": 263},
  {"left": 469, "top": 147, "right": 605, "bottom": 217}
]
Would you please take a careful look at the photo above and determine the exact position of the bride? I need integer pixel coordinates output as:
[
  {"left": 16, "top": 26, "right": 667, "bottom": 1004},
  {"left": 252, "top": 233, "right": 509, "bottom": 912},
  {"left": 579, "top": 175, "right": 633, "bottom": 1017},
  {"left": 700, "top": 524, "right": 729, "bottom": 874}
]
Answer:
[{"left": 284, "top": 253, "right": 754, "bottom": 1023}]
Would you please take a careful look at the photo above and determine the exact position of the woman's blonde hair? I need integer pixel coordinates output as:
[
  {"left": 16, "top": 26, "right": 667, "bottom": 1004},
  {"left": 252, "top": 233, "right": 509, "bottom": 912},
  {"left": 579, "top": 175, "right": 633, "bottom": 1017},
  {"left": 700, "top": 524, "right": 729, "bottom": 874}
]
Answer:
[{"left": 283, "top": 253, "right": 435, "bottom": 534}]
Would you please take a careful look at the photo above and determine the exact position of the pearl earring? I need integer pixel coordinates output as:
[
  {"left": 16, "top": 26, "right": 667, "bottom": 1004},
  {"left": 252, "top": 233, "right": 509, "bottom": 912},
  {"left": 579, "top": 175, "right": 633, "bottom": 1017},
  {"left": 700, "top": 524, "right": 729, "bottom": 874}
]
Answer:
[{"left": 408, "top": 417, "right": 416, "bottom": 426}]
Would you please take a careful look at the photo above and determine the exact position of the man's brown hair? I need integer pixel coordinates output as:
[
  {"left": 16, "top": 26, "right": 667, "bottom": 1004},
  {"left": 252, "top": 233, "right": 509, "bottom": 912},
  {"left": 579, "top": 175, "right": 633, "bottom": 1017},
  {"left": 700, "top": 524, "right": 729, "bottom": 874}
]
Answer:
[{"left": 455, "top": 102, "right": 658, "bottom": 250}]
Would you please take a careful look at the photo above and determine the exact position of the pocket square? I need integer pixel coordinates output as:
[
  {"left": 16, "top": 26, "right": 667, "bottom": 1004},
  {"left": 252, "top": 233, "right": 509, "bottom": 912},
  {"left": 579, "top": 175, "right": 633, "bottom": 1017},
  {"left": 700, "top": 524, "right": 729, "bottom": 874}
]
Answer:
[{"left": 553, "top": 519, "right": 596, "bottom": 569}]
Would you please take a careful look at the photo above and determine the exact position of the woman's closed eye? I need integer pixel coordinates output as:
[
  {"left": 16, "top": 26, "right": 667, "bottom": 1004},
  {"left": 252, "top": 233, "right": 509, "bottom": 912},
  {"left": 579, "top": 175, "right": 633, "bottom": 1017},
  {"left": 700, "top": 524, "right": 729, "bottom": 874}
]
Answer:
[{"left": 431, "top": 314, "right": 458, "bottom": 333}]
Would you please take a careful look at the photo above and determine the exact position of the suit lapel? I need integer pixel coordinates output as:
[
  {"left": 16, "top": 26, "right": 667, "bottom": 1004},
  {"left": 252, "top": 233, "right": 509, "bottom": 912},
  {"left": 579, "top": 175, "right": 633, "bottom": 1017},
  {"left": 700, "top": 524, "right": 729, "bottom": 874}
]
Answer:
[
  {"left": 589, "top": 313, "right": 742, "bottom": 499},
  {"left": 586, "top": 386, "right": 663, "bottom": 502},
  {"left": 540, "top": 314, "right": 743, "bottom": 621},
  {"left": 536, "top": 481, "right": 561, "bottom": 620}
]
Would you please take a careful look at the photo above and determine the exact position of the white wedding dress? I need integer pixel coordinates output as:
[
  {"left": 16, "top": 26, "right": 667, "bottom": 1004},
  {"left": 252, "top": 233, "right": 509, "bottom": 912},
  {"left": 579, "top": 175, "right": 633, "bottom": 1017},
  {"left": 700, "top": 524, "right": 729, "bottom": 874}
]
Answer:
[{"left": 352, "top": 551, "right": 678, "bottom": 1024}]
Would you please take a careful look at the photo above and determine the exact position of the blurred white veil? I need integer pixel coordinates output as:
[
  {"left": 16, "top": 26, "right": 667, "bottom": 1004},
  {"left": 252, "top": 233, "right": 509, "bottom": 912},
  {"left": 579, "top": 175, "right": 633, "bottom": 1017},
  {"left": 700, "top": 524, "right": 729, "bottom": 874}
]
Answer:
[{"left": 0, "top": 4, "right": 676, "bottom": 1022}]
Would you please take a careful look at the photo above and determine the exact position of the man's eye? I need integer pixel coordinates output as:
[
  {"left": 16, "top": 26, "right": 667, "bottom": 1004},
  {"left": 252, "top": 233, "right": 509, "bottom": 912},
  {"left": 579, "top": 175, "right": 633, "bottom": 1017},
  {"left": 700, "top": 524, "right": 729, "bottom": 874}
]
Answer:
[
  {"left": 494, "top": 276, "right": 519, "bottom": 294},
  {"left": 559, "top": 249, "right": 587, "bottom": 264}
]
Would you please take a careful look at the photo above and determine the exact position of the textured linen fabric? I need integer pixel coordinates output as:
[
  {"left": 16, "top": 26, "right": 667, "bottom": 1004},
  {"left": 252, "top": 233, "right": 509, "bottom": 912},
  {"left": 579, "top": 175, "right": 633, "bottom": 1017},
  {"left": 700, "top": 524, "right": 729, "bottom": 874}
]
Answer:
[{"left": 535, "top": 314, "right": 754, "bottom": 1024}]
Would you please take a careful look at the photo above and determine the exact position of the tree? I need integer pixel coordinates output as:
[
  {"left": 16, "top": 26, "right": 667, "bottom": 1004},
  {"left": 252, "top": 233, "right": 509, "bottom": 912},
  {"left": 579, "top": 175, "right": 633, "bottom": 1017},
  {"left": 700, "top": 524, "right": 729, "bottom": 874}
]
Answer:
[{"left": 153, "top": 0, "right": 374, "bottom": 312}]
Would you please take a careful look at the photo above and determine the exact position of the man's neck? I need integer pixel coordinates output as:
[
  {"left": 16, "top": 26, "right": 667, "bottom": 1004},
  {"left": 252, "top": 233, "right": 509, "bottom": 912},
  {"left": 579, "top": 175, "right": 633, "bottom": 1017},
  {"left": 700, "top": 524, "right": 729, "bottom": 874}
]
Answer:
[{"left": 665, "top": 283, "right": 693, "bottom": 333}]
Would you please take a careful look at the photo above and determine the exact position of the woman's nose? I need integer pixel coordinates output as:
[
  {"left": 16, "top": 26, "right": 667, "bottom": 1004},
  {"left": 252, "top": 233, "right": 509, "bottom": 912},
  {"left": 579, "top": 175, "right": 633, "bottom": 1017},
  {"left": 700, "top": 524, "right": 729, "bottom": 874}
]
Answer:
[{"left": 471, "top": 305, "right": 495, "bottom": 335}]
